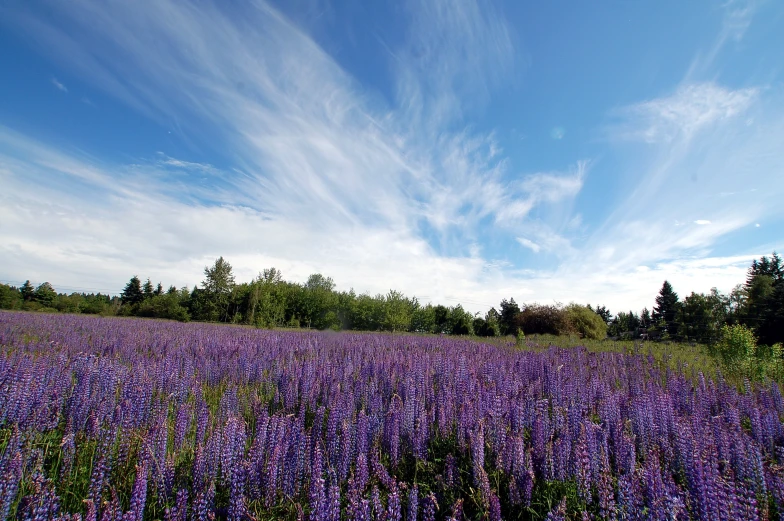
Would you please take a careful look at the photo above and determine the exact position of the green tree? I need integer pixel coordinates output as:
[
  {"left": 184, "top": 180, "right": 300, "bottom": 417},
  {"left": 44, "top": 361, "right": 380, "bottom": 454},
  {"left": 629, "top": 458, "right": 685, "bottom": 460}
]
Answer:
[
  {"left": 410, "top": 303, "right": 436, "bottom": 333},
  {"left": 351, "top": 293, "right": 384, "bottom": 331},
  {"left": 433, "top": 305, "right": 450, "bottom": 334},
  {"left": 591, "top": 305, "right": 612, "bottom": 325},
  {"left": 34, "top": 282, "right": 57, "bottom": 307},
  {"left": 608, "top": 311, "right": 640, "bottom": 339},
  {"left": 678, "top": 290, "right": 728, "bottom": 345},
  {"left": 447, "top": 305, "right": 473, "bottom": 335},
  {"left": 136, "top": 293, "right": 190, "bottom": 322},
  {"left": 300, "top": 273, "right": 338, "bottom": 329},
  {"left": 565, "top": 303, "right": 607, "bottom": 340},
  {"left": 200, "top": 257, "right": 236, "bottom": 322},
  {"left": 382, "top": 290, "right": 413, "bottom": 332},
  {"left": 715, "top": 324, "right": 757, "bottom": 372},
  {"left": 653, "top": 280, "right": 680, "bottom": 339},
  {"left": 244, "top": 268, "right": 287, "bottom": 328},
  {"left": 0, "top": 284, "right": 22, "bottom": 309},
  {"left": 142, "top": 278, "right": 155, "bottom": 300},
  {"left": 640, "top": 307, "right": 652, "bottom": 329},
  {"left": 518, "top": 303, "right": 569, "bottom": 336},
  {"left": 499, "top": 298, "right": 521, "bottom": 335},
  {"left": 203, "top": 257, "right": 236, "bottom": 295},
  {"left": 20, "top": 280, "right": 35, "bottom": 302},
  {"left": 121, "top": 276, "right": 144, "bottom": 305}
]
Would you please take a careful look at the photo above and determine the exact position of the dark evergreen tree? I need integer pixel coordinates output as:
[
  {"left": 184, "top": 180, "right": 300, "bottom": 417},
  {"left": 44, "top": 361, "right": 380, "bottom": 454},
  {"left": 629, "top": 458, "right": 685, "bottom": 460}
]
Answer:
[
  {"left": 20, "top": 280, "right": 35, "bottom": 302},
  {"left": 142, "top": 278, "right": 155, "bottom": 300},
  {"left": 34, "top": 282, "right": 57, "bottom": 307},
  {"left": 640, "top": 308, "right": 652, "bottom": 329},
  {"left": 653, "top": 281, "right": 680, "bottom": 339},
  {"left": 121, "top": 276, "right": 144, "bottom": 305},
  {"left": 499, "top": 298, "right": 521, "bottom": 335},
  {"left": 433, "top": 305, "right": 450, "bottom": 334},
  {"left": 592, "top": 305, "right": 612, "bottom": 325}
]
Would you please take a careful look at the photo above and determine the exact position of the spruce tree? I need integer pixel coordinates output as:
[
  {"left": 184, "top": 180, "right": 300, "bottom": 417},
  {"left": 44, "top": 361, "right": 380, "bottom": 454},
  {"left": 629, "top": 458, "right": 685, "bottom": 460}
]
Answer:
[
  {"left": 142, "top": 278, "right": 155, "bottom": 300},
  {"left": 653, "top": 281, "right": 680, "bottom": 339},
  {"left": 121, "top": 276, "right": 144, "bottom": 305},
  {"left": 20, "top": 280, "right": 34, "bottom": 302}
]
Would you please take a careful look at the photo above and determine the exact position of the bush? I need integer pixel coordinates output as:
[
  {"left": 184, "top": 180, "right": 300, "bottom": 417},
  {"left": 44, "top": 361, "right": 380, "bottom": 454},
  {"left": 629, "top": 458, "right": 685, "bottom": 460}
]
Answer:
[
  {"left": 564, "top": 304, "right": 607, "bottom": 340},
  {"left": 136, "top": 294, "right": 190, "bottom": 322},
  {"left": 715, "top": 324, "right": 757, "bottom": 367},
  {"left": 517, "top": 304, "right": 569, "bottom": 336}
]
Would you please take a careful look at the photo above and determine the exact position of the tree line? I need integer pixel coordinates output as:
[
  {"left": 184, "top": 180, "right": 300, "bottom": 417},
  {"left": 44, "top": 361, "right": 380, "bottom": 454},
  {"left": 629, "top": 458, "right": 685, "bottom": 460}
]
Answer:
[
  {"left": 599, "top": 252, "right": 784, "bottom": 347},
  {"left": 1, "top": 252, "right": 781, "bottom": 345}
]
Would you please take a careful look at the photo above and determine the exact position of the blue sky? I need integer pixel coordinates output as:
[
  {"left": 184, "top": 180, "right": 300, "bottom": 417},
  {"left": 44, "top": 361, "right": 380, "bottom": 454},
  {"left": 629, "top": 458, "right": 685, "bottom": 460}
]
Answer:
[{"left": 1, "top": 0, "right": 783, "bottom": 314}]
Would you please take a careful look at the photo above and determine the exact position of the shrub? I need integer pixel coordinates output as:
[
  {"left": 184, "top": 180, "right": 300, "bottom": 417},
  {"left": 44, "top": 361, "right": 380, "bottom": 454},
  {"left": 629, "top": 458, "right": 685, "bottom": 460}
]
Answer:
[
  {"left": 517, "top": 304, "right": 569, "bottom": 336},
  {"left": 714, "top": 324, "right": 766, "bottom": 378},
  {"left": 564, "top": 304, "right": 607, "bottom": 340}
]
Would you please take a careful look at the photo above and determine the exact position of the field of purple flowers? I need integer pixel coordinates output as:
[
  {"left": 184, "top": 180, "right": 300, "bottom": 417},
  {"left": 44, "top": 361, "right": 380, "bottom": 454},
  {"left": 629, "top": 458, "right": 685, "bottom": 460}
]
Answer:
[{"left": 1, "top": 311, "right": 783, "bottom": 520}]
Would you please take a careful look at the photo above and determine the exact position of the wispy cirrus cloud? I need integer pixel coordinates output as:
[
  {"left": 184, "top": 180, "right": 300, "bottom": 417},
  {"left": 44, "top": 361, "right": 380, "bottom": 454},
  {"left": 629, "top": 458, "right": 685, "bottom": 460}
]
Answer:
[
  {"left": 609, "top": 82, "right": 758, "bottom": 144},
  {"left": 1, "top": 0, "right": 586, "bottom": 307},
  {"left": 51, "top": 77, "right": 67, "bottom": 92}
]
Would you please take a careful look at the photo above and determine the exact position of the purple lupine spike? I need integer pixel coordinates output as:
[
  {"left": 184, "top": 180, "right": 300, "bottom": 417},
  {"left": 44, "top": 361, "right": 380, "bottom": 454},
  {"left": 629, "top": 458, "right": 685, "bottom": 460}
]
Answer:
[
  {"left": 123, "top": 463, "right": 148, "bottom": 521},
  {"left": 171, "top": 488, "right": 188, "bottom": 521},
  {"left": 83, "top": 499, "right": 97, "bottom": 521},
  {"left": 327, "top": 477, "right": 341, "bottom": 521},
  {"left": 20, "top": 468, "right": 62, "bottom": 521},
  {"left": 99, "top": 489, "right": 122, "bottom": 521},
  {"left": 371, "top": 486, "right": 384, "bottom": 521},
  {"left": 192, "top": 482, "right": 215, "bottom": 521},
  {"left": 449, "top": 499, "right": 464, "bottom": 521},
  {"left": 406, "top": 485, "right": 419, "bottom": 521},
  {"left": 597, "top": 447, "right": 616, "bottom": 520},
  {"left": 174, "top": 404, "right": 191, "bottom": 450},
  {"left": 387, "top": 483, "right": 402, "bottom": 521},
  {"left": 0, "top": 450, "right": 23, "bottom": 521},
  {"left": 444, "top": 453, "right": 457, "bottom": 488},
  {"left": 355, "top": 452, "right": 370, "bottom": 493},
  {"left": 573, "top": 423, "right": 592, "bottom": 504},
  {"left": 309, "top": 443, "right": 325, "bottom": 520},
  {"left": 616, "top": 471, "right": 642, "bottom": 521},
  {"left": 488, "top": 491, "right": 501, "bottom": 521},
  {"left": 422, "top": 493, "right": 437, "bottom": 521},
  {"left": 544, "top": 498, "right": 567, "bottom": 521}
]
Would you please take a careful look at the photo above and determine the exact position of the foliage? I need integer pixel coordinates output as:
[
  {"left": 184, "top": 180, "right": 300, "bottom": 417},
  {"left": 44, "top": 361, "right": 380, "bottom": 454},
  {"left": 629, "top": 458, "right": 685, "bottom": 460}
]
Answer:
[
  {"left": 518, "top": 303, "right": 569, "bottom": 336},
  {"left": 121, "top": 276, "right": 144, "bottom": 305},
  {"left": 653, "top": 280, "right": 680, "bottom": 339},
  {"left": 563, "top": 303, "right": 607, "bottom": 339},
  {"left": 135, "top": 293, "right": 190, "bottom": 322},
  {"left": 498, "top": 298, "right": 521, "bottom": 335}
]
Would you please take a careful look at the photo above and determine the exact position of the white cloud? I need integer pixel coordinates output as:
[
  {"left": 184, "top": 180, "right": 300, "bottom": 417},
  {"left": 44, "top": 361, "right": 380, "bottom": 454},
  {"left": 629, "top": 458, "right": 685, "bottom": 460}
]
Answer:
[
  {"left": 516, "top": 237, "right": 541, "bottom": 253},
  {"left": 694, "top": 220, "right": 711, "bottom": 225},
  {"left": 51, "top": 77, "right": 67, "bottom": 92},
  {"left": 611, "top": 82, "right": 758, "bottom": 144}
]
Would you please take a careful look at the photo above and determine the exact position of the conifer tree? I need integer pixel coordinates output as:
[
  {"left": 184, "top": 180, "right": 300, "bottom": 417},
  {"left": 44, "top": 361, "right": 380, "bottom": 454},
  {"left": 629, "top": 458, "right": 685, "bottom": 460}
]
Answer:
[
  {"left": 653, "top": 281, "right": 680, "bottom": 339},
  {"left": 121, "top": 276, "right": 144, "bottom": 305}
]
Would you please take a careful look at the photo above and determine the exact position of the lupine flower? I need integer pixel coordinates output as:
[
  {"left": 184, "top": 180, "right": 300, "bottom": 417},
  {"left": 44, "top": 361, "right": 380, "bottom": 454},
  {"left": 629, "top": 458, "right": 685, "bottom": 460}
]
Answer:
[
  {"left": 123, "top": 463, "right": 148, "bottom": 521},
  {"left": 422, "top": 493, "right": 437, "bottom": 521},
  {"left": 406, "top": 485, "right": 419, "bottom": 521},
  {"left": 2, "top": 312, "right": 784, "bottom": 521},
  {"left": 544, "top": 498, "right": 567, "bottom": 521},
  {"left": 387, "top": 483, "right": 402, "bottom": 521}
]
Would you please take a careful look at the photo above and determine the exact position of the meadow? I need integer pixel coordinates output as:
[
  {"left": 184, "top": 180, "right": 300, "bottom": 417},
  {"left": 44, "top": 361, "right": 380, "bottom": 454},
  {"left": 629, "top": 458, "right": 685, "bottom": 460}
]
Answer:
[{"left": 1, "top": 311, "right": 783, "bottom": 520}]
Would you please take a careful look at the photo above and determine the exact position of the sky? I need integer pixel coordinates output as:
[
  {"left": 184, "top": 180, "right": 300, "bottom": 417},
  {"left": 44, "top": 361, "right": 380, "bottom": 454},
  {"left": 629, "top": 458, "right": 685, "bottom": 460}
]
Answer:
[{"left": 1, "top": 0, "right": 783, "bottom": 315}]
